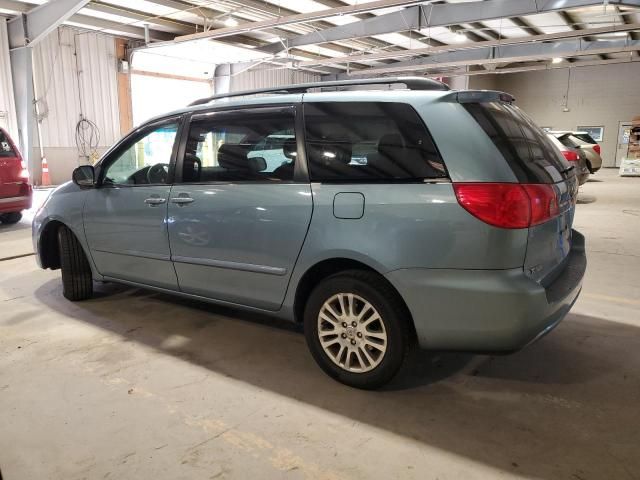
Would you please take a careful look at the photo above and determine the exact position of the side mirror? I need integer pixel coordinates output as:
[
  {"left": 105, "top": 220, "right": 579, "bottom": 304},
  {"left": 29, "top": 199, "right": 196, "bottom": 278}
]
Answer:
[{"left": 72, "top": 165, "right": 95, "bottom": 188}]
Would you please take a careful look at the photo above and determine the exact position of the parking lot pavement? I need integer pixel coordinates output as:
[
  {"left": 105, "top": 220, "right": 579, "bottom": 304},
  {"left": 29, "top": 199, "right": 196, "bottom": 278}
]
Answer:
[{"left": 0, "top": 188, "right": 52, "bottom": 260}]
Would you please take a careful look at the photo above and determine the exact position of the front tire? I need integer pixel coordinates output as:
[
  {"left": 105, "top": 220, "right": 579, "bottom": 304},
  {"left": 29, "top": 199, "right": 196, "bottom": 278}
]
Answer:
[
  {"left": 0, "top": 212, "right": 22, "bottom": 224},
  {"left": 58, "top": 225, "right": 93, "bottom": 301},
  {"left": 304, "top": 270, "right": 411, "bottom": 389}
]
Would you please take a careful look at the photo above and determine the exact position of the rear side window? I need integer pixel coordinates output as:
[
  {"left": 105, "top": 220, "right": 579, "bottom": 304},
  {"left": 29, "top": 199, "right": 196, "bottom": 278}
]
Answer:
[
  {"left": 463, "top": 102, "right": 567, "bottom": 183},
  {"left": 180, "top": 108, "right": 297, "bottom": 183},
  {"left": 0, "top": 130, "right": 16, "bottom": 157},
  {"left": 303, "top": 102, "right": 446, "bottom": 182}
]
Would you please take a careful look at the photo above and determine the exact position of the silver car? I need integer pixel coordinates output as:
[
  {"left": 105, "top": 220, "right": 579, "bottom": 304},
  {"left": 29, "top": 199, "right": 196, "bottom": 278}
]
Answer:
[
  {"left": 550, "top": 131, "right": 603, "bottom": 173},
  {"left": 33, "top": 78, "right": 586, "bottom": 389}
]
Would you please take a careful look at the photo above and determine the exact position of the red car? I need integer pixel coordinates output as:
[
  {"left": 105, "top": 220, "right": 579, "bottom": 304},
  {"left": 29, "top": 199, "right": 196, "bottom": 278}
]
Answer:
[{"left": 0, "top": 127, "right": 32, "bottom": 224}]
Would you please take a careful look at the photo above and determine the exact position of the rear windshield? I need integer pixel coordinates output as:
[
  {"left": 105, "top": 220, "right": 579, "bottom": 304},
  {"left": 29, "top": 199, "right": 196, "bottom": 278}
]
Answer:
[
  {"left": 463, "top": 102, "right": 568, "bottom": 183},
  {"left": 572, "top": 133, "right": 597, "bottom": 145},
  {"left": 558, "top": 133, "right": 596, "bottom": 147},
  {"left": 0, "top": 130, "right": 16, "bottom": 157},
  {"left": 304, "top": 102, "right": 447, "bottom": 182}
]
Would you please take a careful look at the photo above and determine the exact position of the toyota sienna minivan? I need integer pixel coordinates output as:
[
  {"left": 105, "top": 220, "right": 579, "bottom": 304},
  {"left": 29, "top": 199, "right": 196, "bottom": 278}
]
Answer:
[{"left": 33, "top": 78, "right": 586, "bottom": 389}]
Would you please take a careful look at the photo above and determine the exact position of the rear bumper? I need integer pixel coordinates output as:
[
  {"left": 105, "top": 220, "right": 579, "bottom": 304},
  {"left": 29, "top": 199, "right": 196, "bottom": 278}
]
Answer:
[
  {"left": 0, "top": 185, "right": 32, "bottom": 213},
  {"left": 385, "top": 230, "right": 586, "bottom": 352}
]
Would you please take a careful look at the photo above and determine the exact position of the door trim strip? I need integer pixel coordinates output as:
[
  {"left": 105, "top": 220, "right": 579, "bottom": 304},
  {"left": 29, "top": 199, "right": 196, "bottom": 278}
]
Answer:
[
  {"left": 172, "top": 255, "right": 287, "bottom": 276},
  {"left": 93, "top": 249, "right": 171, "bottom": 262}
]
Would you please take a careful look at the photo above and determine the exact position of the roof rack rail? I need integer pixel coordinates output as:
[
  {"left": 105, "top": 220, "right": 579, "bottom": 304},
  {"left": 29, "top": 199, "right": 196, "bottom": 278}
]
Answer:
[{"left": 189, "top": 76, "right": 450, "bottom": 106}]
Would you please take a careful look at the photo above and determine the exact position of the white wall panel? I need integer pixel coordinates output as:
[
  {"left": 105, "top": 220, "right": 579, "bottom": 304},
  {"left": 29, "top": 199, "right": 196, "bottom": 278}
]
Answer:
[
  {"left": 230, "top": 67, "right": 319, "bottom": 92},
  {"left": 487, "top": 63, "right": 640, "bottom": 168},
  {"left": 32, "top": 26, "right": 119, "bottom": 149},
  {"left": 0, "top": 18, "right": 18, "bottom": 138}
]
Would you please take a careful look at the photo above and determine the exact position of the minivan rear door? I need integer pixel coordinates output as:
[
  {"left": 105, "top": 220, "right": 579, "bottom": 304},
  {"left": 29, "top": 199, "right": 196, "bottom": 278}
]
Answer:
[
  {"left": 462, "top": 101, "right": 578, "bottom": 284},
  {"left": 167, "top": 105, "right": 313, "bottom": 311}
]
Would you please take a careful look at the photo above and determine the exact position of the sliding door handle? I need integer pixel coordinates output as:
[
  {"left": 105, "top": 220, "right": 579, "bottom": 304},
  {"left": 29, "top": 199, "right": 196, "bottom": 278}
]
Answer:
[
  {"left": 144, "top": 196, "right": 166, "bottom": 206},
  {"left": 171, "top": 195, "right": 194, "bottom": 206}
]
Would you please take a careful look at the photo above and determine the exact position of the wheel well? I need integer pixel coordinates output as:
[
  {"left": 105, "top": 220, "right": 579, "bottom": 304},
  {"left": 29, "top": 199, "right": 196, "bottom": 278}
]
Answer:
[
  {"left": 587, "top": 160, "right": 593, "bottom": 173},
  {"left": 39, "top": 220, "right": 65, "bottom": 269},
  {"left": 293, "top": 258, "right": 415, "bottom": 335}
]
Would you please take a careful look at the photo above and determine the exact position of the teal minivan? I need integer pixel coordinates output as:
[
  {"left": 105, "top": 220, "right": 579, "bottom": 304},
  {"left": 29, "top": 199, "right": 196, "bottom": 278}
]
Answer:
[{"left": 33, "top": 78, "right": 586, "bottom": 389}]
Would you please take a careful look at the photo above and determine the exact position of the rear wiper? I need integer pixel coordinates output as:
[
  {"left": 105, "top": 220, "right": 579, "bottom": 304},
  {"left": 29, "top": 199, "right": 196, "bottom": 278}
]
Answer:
[{"left": 560, "top": 165, "right": 575, "bottom": 175}]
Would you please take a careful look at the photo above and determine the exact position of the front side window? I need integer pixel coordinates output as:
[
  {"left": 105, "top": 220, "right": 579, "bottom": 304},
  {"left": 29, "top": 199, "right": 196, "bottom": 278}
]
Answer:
[
  {"left": 304, "top": 102, "right": 446, "bottom": 182},
  {"left": 103, "top": 123, "right": 178, "bottom": 185},
  {"left": 179, "top": 109, "right": 297, "bottom": 183}
]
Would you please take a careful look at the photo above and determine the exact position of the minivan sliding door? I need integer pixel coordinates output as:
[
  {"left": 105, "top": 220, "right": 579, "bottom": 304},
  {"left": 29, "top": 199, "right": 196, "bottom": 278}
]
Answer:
[{"left": 167, "top": 106, "right": 313, "bottom": 311}]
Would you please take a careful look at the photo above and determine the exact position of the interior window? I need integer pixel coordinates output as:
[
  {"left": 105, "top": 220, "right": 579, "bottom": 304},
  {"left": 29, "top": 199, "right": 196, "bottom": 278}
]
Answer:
[
  {"left": 103, "top": 123, "right": 178, "bottom": 185},
  {"left": 303, "top": 102, "right": 446, "bottom": 182},
  {"left": 180, "top": 109, "right": 296, "bottom": 183}
]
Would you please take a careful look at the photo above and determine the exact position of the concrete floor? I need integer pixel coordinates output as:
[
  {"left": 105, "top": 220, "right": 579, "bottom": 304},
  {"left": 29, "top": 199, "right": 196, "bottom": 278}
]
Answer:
[{"left": 1, "top": 170, "right": 639, "bottom": 480}]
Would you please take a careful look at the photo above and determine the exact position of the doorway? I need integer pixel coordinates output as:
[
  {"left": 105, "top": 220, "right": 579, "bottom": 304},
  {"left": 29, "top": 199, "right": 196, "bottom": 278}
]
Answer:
[{"left": 616, "top": 121, "right": 633, "bottom": 167}]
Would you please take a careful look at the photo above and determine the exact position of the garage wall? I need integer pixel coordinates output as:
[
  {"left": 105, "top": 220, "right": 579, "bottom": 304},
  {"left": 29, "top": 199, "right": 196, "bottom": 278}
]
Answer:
[
  {"left": 230, "top": 68, "right": 319, "bottom": 92},
  {"left": 0, "top": 18, "right": 18, "bottom": 139},
  {"left": 31, "top": 26, "right": 120, "bottom": 184},
  {"left": 470, "top": 63, "right": 640, "bottom": 168},
  {"left": 468, "top": 74, "right": 500, "bottom": 91}
]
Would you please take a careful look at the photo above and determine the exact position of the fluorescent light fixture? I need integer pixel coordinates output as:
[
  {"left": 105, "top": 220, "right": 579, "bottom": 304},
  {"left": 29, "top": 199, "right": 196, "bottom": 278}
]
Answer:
[
  {"left": 551, "top": 57, "right": 563, "bottom": 64},
  {"left": 224, "top": 17, "right": 239, "bottom": 27}
]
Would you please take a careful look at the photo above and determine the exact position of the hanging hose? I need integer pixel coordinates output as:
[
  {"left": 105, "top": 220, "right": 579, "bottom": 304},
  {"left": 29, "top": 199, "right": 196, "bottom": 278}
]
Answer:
[{"left": 75, "top": 116, "right": 100, "bottom": 164}]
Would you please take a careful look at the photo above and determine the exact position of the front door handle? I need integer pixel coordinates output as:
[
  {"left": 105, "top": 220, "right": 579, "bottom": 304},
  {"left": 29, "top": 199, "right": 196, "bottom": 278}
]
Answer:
[
  {"left": 144, "top": 196, "right": 166, "bottom": 206},
  {"left": 171, "top": 194, "right": 194, "bottom": 206}
]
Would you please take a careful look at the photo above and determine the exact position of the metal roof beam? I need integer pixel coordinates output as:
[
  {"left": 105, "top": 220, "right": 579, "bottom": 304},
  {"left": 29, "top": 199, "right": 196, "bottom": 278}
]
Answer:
[
  {"left": 172, "top": 0, "right": 430, "bottom": 43},
  {"left": 339, "top": 38, "right": 640, "bottom": 76},
  {"left": 427, "top": 56, "right": 640, "bottom": 77},
  {"left": 297, "top": 22, "right": 640, "bottom": 67},
  {"left": 0, "top": 0, "right": 179, "bottom": 41},
  {"left": 6, "top": 0, "right": 89, "bottom": 48},
  {"left": 257, "top": 0, "right": 640, "bottom": 54}
]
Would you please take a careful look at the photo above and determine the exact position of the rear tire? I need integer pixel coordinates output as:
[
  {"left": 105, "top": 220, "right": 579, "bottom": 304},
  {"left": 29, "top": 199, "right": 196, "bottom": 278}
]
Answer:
[
  {"left": 304, "top": 270, "right": 411, "bottom": 389},
  {"left": 0, "top": 212, "right": 22, "bottom": 224},
  {"left": 586, "top": 160, "right": 594, "bottom": 174},
  {"left": 58, "top": 225, "right": 93, "bottom": 301}
]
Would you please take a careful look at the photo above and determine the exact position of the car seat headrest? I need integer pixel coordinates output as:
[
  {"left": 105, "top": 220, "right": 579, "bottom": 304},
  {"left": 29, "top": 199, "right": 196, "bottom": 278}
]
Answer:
[
  {"left": 217, "top": 144, "right": 250, "bottom": 170},
  {"left": 282, "top": 138, "right": 297, "bottom": 159}
]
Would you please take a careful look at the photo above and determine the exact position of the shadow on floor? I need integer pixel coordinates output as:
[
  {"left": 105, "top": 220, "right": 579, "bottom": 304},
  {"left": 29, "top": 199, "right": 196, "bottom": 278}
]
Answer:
[
  {"left": 0, "top": 221, "right": 30, "bottom": 233},
  {"left": 34, "top": 279, "right": 640, "bottom": 480}
]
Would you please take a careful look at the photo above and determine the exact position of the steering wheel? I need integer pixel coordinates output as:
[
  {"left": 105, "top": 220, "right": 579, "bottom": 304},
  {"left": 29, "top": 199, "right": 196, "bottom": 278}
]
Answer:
[{"left": 146, "top": 163, "right": 169, "bottom": 184}]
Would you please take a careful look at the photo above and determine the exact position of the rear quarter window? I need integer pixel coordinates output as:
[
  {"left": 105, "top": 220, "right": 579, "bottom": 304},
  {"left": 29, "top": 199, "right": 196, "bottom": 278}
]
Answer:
[
  {"left": 303, "top": 102, "right": 447, "bottom": 182},
  {"left": 572, "top": 133, "right": 597, "bottom": 145},
  {"left": 462, "top": 102, "right": 568, "bottom": 183},
  {"left": 0, "top": 130, "right": 16, "bottom": 157}
]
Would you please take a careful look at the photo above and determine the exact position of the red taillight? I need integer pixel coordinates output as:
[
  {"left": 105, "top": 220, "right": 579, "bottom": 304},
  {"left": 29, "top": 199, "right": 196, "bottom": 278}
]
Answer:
[
  {"left": 453, "top": 183, "right": 559, "bottom": 229},
  {"left": 19, "top": 159, "right": 29, "bottom": 180},
  {"left": 593, "top": 145, "right": 601, "bottom": 155},
  {"left": 562, "top": 150, "right": 579, "bottom": 162},
  {"left": 523, "top": 184, "right": 559, "bottom": 226}
]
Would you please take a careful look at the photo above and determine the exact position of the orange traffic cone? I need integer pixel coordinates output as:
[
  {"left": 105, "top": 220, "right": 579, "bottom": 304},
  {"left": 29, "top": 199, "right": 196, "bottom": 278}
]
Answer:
[{"left": 41, "top": 157, "right": 51, "bottom": 186}]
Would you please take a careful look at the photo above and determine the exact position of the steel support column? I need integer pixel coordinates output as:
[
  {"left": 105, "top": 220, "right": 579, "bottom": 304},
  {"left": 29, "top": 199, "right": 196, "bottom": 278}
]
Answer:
[{"left": 9, "top": 47, "right": 35, "bottom": 180}]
